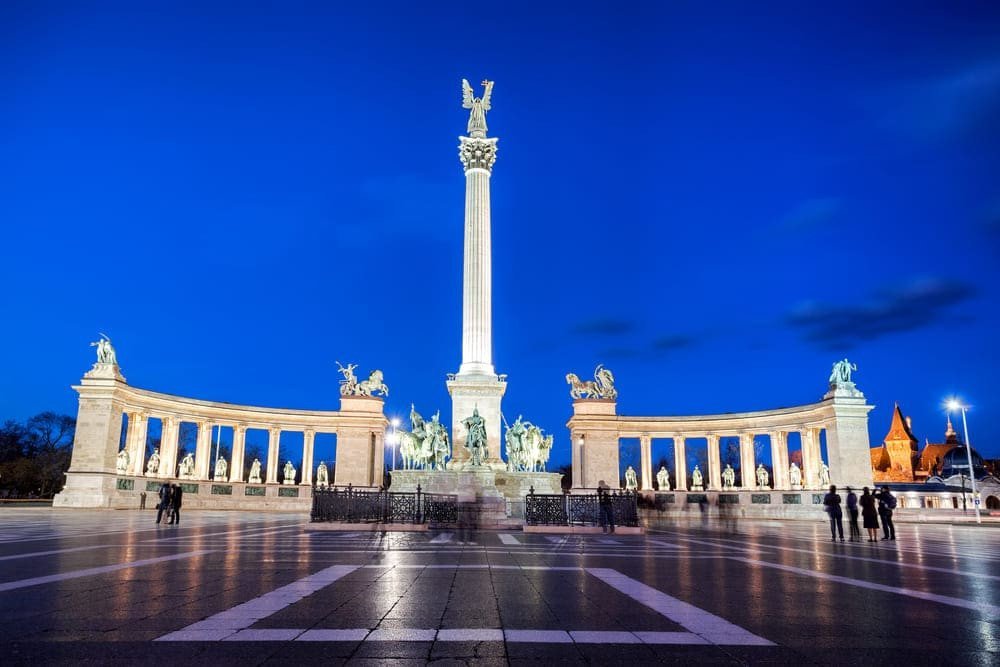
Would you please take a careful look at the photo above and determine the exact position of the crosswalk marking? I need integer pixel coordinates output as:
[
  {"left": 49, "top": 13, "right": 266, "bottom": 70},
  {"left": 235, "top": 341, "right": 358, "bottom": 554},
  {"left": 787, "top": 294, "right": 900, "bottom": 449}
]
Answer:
[
  {"left": 498, "top": 533, "right": 520, "bottom": 545},
  {"left": 429, "top": 532, "right": 453, "bottom": 544}
]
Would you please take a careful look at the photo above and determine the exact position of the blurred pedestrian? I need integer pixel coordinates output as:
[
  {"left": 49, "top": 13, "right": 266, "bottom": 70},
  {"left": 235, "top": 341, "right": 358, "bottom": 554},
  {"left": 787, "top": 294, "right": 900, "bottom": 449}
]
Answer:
[
  {"left": 155, "top": 482, "right": 171, "bottom": 524},
  {"left": 139, "top": 491, "right": 147, "bottom": 510},
  {"left": 597, "top": 481, "right": 615, "bottom": 533},
  {"left": 845, "top": 486, "right": 861, "bottom": 541},
  {"left": 860, "top": 486, "right": 879, "bottom": 542},
  {"left": 823, "top": 485, "right": 844, "bottom": 542},
  {"left": 167, "top": 484, "right": 183, "bottom": 525},
  {"left": 876, "top": 485, "right": 896, "bottom": 540}
]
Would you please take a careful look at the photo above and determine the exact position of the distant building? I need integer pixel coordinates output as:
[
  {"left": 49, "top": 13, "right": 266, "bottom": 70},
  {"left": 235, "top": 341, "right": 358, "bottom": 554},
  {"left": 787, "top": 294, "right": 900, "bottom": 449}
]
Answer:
[{"left": 871, "top": 405, "right": 1000, "bottom": 511}]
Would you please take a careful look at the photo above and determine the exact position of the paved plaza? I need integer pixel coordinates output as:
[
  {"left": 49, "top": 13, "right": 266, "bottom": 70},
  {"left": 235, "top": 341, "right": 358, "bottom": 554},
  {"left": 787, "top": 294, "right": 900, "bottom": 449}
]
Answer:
[{"left": 0, "top": 509, "right": 998, "bottom": 665}]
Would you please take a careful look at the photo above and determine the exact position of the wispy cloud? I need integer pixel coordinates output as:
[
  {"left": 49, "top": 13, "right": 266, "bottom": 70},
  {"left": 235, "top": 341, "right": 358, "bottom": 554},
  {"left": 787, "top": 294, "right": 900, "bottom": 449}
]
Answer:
[
  {"left": 572, "top": 318, "right": 635, "bottom": 337},
  {"left": 652, "top": 334, "right": 696, "bottom": 352},
  {"left": 875, "top": 60, "right": 1000, "bottom": 140},
  {"left": 788, "top": 277, "right": 976, "bottom": 349}
]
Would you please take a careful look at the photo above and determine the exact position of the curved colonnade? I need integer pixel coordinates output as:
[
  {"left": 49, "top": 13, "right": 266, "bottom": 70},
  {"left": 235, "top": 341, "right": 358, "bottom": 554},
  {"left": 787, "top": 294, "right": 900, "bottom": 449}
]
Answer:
[
  {"left": 568, "top": 387, "right": 874, "bottom": 491},
  {"left": 54, "top": 364, "right": 386, "bottom": 508}
]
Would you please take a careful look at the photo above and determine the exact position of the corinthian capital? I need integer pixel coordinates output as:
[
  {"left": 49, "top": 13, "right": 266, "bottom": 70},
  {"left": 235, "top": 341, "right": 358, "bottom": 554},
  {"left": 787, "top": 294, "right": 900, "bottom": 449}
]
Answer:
[{"left": 459, "top": 136, "right": 498, "bottom": 172}]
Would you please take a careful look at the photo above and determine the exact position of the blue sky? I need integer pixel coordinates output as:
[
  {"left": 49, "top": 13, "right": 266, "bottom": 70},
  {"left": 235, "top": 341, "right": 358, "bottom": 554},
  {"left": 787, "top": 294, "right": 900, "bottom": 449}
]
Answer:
[{"left": 2, "top": 1, "right": 998, "bottom": 469}]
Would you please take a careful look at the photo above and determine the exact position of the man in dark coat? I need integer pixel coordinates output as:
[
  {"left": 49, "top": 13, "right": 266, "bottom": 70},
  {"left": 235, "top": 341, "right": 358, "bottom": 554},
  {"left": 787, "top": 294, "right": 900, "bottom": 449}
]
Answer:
[
  {"left": 876, "top": 485, "right": 896, "bottom": 540},
  {"left": 155, "top": 483, "right": 171, "bottom": 524},
  {"left": 168, "top": 484, "right": 183, "bottom": 525}
]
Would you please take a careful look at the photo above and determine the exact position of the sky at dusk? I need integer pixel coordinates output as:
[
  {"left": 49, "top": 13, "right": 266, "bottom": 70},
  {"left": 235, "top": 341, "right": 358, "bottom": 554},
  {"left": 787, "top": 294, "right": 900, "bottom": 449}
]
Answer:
[{"left": 2, "top": 2, "right": 999, "bottom": 471}]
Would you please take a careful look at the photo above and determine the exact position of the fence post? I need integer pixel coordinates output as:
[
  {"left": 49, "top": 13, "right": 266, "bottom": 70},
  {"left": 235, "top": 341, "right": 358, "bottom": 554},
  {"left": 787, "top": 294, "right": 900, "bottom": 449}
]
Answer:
[{"left": 416, "top": 484, "right": 423, "bottom": 524}]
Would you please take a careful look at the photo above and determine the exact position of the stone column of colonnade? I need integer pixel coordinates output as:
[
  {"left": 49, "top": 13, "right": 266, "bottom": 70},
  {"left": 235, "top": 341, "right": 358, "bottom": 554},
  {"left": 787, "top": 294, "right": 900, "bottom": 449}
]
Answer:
[
  {"left": 673, "top": 436, "right": 687, "bottom": 491},
  {"left": 770, "top": 431, "right": 790, "bottom": 490},
  {"left": 301, "top": 430, "right": 315, "bottom": 485},
  {"left": 229, "top": 424, "right": 247, "bottom": 483},
  {"left": 159, "top": 416, "right": 179, "bottom": 477},
  {"left": 739, "top": 432, "right": 756, "bottom": 489},
  {"left": 194, "top": 421, "right": 213, "bottom": 480},
  {"left": 801, "top": 427, "right": 822, "bottom": 489},
  {"left": 266, "top": 427, "right": 281, "bottom": 484},
  {"left": 707, "top": 434, "right": 722, "bottom": 490},
  {"left": 639, "top": 435, "right": 653, "bottom": 490},
  {"left": 126, "top": 411, "right": 149, "bottom": 477}
]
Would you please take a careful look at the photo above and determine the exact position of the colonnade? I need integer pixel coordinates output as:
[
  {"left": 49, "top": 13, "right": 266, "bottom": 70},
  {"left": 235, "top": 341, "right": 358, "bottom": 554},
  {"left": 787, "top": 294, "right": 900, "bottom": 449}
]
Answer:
[
  {"left": 567, "top": 391, "right": 874, "bottom": 491},
  {"left": 55, "top": 367, "right": 388, "bottom": 508},
  {"left": 122, "top": 413, "right": 330, "bottom": 485},
  {"left": 633, "top": 428, "right": 825, "bottom": 491}
]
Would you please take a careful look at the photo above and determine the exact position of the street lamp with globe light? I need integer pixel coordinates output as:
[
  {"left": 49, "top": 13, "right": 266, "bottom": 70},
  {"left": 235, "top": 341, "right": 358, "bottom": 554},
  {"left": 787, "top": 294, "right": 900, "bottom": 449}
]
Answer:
[{"left": 946, "top": 399, "right": 981, "bottom": 525}]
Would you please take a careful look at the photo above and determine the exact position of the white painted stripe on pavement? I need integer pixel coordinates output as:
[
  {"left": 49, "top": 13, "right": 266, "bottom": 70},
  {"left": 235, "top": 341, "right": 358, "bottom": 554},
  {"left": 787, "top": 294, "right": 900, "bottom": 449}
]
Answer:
[
  {"left": 498, "top": 533, "right": 520, "bottom": 545},
  {"left": 156, "top": 564, "right": 359, "bottom": 641},
  {"left": 429, "top": 533, "right": 453, "bottom": 544},
  {"left": 0, "top": 550, "right": 213, "bottom": 592},
  {"left": 587, "top": 567, "right": 774, "bottom": 646},
  {"left": 732, "top": 556, "right": 1000, "bottom": 616},
  {"left": 0, "top": 544, "right": 110, "bottom": 561},
  {"left": 598, "top": 538, "right": 622, "bottom": 545},
  {"left": 216, "top": 627, "right": 717, "bottom": 644}
]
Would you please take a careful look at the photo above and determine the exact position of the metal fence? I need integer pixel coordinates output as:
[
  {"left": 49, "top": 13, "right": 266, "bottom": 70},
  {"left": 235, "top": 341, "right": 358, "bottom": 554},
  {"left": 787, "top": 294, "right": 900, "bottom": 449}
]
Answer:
[
  {"left": 524, "top": 488, "right": 639, "bottom": 527},
  {"left": 310, "top": 485, "right": 458, "bottom": 525}
]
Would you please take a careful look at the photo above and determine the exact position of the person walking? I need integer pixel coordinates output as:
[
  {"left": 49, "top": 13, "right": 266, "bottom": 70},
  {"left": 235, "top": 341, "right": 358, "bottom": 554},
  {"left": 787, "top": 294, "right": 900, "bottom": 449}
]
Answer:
[
  {"left": 823, "top": 485, "right": 844, "bottom": 542},
  {"left": 845, "top": 486, "right": 861, "bottom": 542},
  {"left": 155, "top": 482, "right": 171, "bottom": 524},
  {"left": 860, "top": 486, "right": 879, "bottom": 542},
  {"left": 597, "top": 481, "right": 615, "bottom": 534},
  {"left": 167, "top": 484, "right": 183, "bottom": 525},
  {"left": 876, "top": 485, "right": 897, "bottom": 540}
]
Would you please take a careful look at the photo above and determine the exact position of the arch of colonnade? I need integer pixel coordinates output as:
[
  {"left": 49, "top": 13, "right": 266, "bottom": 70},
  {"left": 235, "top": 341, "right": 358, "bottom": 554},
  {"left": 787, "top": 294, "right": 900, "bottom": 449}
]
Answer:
[
  {"left": 567, "top": 390, "right": 875, "bottom": 492},
  {"left": 54, "top": 365, "right": 387, "bottom": 508}
]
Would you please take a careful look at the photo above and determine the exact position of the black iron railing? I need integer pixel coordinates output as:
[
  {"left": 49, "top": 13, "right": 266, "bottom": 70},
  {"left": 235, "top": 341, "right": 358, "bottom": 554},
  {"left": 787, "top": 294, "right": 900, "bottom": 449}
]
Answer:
[
  {"left": 311, "top": 485, "right": 458, "bottom": 525},
  {"left": 524, "top": 488, "right": 639, "bottom": 527}
]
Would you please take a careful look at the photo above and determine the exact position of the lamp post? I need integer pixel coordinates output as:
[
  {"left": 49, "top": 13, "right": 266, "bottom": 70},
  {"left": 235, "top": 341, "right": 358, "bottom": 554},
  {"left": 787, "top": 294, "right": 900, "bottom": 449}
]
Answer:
[
  {"left": 947, "top": 400, "right": 981, "bottom": 525},
  {"left": 390, "top": 417, "right": 401, "bottom": 471}
]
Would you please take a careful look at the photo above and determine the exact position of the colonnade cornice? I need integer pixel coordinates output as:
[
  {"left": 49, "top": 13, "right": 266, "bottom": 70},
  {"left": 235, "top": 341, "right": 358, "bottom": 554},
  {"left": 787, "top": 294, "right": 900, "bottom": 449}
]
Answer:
[
  {"left": 568, "top": 397, "right": 866, "bottom": 437},
  {"left": 80, "top": 381, "right": 387, "bottom": 433}
]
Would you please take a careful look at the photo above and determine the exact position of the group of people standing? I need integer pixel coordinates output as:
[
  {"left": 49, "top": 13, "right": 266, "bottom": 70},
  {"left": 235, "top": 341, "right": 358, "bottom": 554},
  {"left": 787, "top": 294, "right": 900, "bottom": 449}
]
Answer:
[
  {"left": 823, "top": 484, "right": 896, "bottom": 542},
  {"left": 155, "top": 482, "right": 184, "bottom": 525}
]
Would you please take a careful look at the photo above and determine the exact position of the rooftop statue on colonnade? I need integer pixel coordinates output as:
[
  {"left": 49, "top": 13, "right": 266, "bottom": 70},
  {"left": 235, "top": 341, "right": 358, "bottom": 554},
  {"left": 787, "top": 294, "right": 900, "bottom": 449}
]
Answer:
[
  {"left": 337, "top": 361, "right": 388, "bottom": 398},
  {"left": 829, "top": 358, "right": 858, "bottom": 386},
  {"left": 566, "top": 364, "right": 617, "bottom": 400},
  {"left": 85, "top": 333, "right": 126, "bottom": 381}
]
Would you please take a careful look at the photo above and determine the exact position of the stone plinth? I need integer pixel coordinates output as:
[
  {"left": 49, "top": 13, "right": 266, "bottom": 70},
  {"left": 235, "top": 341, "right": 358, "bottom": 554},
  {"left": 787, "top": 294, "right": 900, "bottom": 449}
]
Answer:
[
  {"left": 572, "top": 399, "right": 617, "bottom": 416},
  {"left": 447, "top": 373, "right": 506, "bottom": 470}
]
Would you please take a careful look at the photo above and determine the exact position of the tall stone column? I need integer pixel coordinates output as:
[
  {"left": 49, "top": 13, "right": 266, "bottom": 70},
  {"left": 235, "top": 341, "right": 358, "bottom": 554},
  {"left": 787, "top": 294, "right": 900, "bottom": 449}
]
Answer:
[
  {"left": 301, "top": 429, "right": 315, "bottom": 486},
  {"left": 159, "top": 417, "right": 179, "bottom": 477},
  {"left": 194, "top": 421, "right": 213, "bottom": 480},
  {"left": 266, "top": 427, "right": 281, "bottom": 484},
  {"left": 127, "top": 412, "right": 149, "bottom": 477},
  {"left": 639, "top": 435, "right": 653, "bottom": 490},
  {"left": 739, "top": 432, "right": 756, "bottom": 489},
  {"left": 230, "top": 424, "right": 246, "bottom": 483},
  {"left": 447, "top": 82, "right": 506, "bottom": 469},
  {"left": 801, "top": 427, "right": 823, "bottom": 489},
  {"left": 673, "top": 436, "right": 687, "bottom": 491},
  {"left": 770, "top": 431, "right": 789, "bottom": 490},
  {"left": 707, "top": 434, "right": 722, "bottom": 490}
]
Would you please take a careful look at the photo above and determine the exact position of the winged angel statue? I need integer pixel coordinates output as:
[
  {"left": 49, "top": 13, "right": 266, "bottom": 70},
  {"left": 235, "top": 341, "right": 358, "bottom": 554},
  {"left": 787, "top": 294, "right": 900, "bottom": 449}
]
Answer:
[{"left": 462, "top": 78, "right": 494, "bottom": 137}]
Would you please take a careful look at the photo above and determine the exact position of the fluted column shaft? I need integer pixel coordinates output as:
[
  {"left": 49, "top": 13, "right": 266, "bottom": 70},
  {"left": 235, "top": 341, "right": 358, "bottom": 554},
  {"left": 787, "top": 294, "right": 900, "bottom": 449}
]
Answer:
[
  {"left": 266, "top": 427, "right": 281, "bottom": 484},
  {"left": 673, "top": 436, "right": 687, "bottom": 491},
  {"left": 707, "top": 434, "right": 722, "bottom": 490},
  {"left": 739, "top": 433, "right": 756, "bottom": 489},
  {"left": 770, "top": 431, "right": 789, "bottom": 490},
  {"left": 301, "top": 430, "right": 315, "bottom": 485},
  {"left": 128, "top": 412, "right": 149, "bottom": 476},
  {"left": 639, "top": 435, "right": 653, "bottom": 490},
  {"left": 160, "top": 417, "right": 179, "bottom": 477},
  {"left": 195, "top": 422, "right": 212, "bottom": 480},
  {"left": 230, "top": 424, "right": 246, "bottom": 483}
]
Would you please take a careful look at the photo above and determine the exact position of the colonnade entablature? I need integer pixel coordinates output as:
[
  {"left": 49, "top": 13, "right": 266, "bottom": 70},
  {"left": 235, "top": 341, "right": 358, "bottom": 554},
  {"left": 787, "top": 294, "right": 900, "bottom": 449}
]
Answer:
[
  {"left": 55, "top": 363, "right": 387, "bottom": 508},
  {"left": 567, "top": 390, "right": 874, "bottom": 493}
]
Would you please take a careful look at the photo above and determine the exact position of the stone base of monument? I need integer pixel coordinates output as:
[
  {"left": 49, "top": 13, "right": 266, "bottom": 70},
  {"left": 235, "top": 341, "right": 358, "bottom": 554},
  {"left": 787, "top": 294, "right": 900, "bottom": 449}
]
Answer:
[{"left": 390, "top": 469, "right": 563, "bottom": 526}]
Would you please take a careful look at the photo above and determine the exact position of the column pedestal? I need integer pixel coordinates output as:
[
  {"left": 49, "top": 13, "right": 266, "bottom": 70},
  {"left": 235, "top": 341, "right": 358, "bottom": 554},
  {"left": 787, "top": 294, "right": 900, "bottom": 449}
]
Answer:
[{"left": 447, "top": 373, "right": 507, "bottom": 470}]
